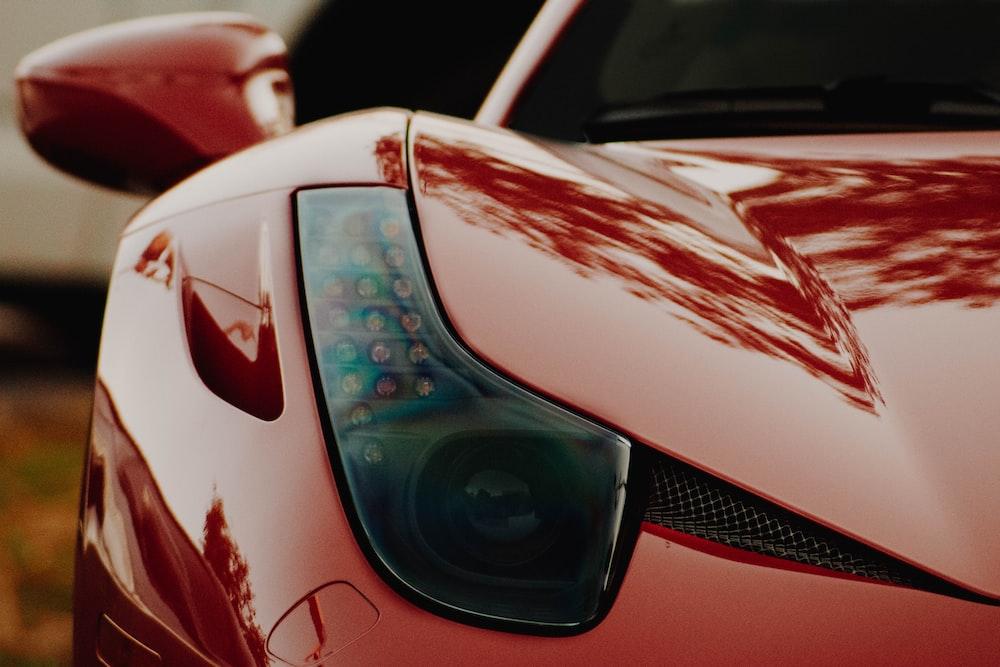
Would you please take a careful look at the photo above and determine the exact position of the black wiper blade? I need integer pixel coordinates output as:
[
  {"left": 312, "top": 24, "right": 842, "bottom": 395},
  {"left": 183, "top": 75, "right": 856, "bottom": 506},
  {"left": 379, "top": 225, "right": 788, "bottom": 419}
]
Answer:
[
  {"left": 591, "top": 85, "right": 825, "bottom": 123},
  {"left": 825, "top": 77, "right": 1000, "bottom": 115},
  {"left": 585, "top": 79, "right": 1000, "bottom": 142}
]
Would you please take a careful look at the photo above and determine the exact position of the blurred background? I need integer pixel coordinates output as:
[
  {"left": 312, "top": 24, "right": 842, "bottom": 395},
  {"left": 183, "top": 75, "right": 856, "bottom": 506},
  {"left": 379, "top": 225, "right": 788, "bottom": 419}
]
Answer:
[{"left": 0, "top": 1, "right": 540, "bottom": 662}]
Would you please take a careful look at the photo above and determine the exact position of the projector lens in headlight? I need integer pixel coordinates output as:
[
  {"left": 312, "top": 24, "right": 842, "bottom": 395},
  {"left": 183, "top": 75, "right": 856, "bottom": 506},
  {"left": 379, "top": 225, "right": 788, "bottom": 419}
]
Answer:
[{"left": 297, "top": 186, "right": 642, "bottom": 632}]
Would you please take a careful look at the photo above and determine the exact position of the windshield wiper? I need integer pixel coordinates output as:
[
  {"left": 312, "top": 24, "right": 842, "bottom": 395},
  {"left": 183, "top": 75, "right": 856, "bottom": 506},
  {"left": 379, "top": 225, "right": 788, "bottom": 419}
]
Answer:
[{"left": 584, "top": 78, "right": 1000, "bottom": 142}]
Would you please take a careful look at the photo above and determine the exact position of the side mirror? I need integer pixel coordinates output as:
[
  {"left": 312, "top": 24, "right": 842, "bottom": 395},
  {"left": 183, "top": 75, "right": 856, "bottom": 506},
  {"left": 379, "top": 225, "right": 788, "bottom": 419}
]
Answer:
[{"left": 15, "top": 13, "right": 294, "bottom": 194}]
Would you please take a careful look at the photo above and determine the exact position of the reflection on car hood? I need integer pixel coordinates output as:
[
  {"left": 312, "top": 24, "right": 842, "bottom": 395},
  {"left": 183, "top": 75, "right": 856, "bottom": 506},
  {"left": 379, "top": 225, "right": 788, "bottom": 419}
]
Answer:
[{"left": 409, "top": 113, "right": 1000, "bottom": 598}]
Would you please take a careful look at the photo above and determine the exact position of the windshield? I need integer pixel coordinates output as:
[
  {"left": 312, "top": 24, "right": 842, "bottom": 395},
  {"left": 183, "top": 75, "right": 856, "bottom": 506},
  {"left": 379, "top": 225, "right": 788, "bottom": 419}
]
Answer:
[{"left": 510, "top": 0, "right": 1000, "bottom": 141}]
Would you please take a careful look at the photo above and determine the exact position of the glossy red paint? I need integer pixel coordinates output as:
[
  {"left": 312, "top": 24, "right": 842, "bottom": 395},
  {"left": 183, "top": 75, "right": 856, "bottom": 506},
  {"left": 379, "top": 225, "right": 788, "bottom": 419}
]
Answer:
[
  {"left": 15, "top": 13, "right": 293, "bottom": 193},
  {"left": 96, "top": 614, "right": 161, "bottom": 666},
  {"left": 79, "top": 382, "right": 265, "bottom": 665},
  {"left": 266, "top": 582, "right": 379, "bottom": 664},
  {"left": 124, "top": 108, "right": 409, "bottom": 235},
  {"left": 80, "top": 348, "right": 1000, "bottom": 665},
  {"left": 70, "top": 105, "right": 1000, "bottom": 662},
  {"left": 182, "top": 276, "right": 282, "bottom": 422},
  {"left": 75, "top": 110, "right": 406, "bottom": 664},
  {"left": 82, "top": 187, "right": 367, "bottom": 665},
  {"left": 130, "top": 225, "right": 284, "bottom": 421},
  {"left": 410, "top": 113, "right": 1000, "bottom": 600}
]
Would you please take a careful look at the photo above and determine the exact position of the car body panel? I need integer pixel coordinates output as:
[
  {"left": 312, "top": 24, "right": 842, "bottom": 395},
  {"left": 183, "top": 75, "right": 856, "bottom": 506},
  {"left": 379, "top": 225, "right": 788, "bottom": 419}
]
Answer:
[
  {"left": 74, "top": 110, "right": 405, "bottom": 664},
  {"left": 124, "top": 108, "right": 408, "bottom": 235},
  {"left": 79, "top": 371, "right": 1000, "bottom": 664},
  {"left": 409, "top": 112, "right": 1000, "bottom": 599},
  {"left": 53, "top": 0, "right": 1000, "bottom": 652},
  {"left": 77, "top": 111, "right": 1000, "bottom": 663}
]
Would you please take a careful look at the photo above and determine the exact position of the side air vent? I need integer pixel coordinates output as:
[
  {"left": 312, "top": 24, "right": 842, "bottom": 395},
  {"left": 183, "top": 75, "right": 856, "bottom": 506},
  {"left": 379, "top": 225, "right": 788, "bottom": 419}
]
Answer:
[{"left": 643, "top": 454, "right": 994, "bottom": 605}]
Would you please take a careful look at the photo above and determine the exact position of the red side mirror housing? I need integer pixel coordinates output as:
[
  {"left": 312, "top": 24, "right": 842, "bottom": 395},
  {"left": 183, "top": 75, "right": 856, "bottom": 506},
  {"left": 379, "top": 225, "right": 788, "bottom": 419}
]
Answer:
[{"left": 15, "top": 13, "right": 294, "bottom": 194}]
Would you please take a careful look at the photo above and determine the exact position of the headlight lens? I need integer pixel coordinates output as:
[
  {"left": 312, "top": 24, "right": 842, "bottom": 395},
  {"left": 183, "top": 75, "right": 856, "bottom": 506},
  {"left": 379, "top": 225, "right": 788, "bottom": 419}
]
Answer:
[{"left": 297, "top": 187, "right": 641, "bottom": 631}]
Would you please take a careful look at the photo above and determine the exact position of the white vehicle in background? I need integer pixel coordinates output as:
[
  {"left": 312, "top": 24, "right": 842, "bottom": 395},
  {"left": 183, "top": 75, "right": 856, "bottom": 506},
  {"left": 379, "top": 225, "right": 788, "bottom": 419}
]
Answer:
[
  {"left": 1, "top": 0, "right": 541, "bottom": 368},
  {"left": 0, "top": 1, "right": 315, "bottom": 366}
]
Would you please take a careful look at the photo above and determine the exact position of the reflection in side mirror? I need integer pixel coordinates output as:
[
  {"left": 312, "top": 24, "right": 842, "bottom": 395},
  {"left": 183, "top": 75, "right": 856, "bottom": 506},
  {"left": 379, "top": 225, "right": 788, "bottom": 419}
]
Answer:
[{"left": 15, "top": 13, "right": 294, "bottom": 194}]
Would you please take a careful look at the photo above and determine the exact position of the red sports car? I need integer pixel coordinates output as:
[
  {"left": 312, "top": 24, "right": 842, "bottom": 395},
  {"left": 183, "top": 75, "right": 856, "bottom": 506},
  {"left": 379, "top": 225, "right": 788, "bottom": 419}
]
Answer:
[{"left": 16, "top": 1, "right": 1000, "bottom": 663}]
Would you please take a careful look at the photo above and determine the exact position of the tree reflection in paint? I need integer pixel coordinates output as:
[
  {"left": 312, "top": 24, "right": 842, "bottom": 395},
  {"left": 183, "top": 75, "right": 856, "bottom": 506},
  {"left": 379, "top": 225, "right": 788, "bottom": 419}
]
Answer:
[
  {"left": 413, "top": 135, "right": 883, "bottom": 411},
  {"left": 203, "top": 496, "right": 268, "bottom": 667},
  {"left": 85, "top": 381, "right": 268, "bottom": 666},
  {"left": 374, "top": 132, "right": 406, "bottom": 187},
  {"left": 692, "top": 150, "right": 1000, "bottom": 311}
]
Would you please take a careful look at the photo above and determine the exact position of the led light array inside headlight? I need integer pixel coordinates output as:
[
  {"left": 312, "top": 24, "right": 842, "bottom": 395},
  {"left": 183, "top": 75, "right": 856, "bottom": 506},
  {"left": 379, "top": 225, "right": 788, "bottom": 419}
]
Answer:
[{"left": 297, "top": 187, "right": 637, "bottom": 630}]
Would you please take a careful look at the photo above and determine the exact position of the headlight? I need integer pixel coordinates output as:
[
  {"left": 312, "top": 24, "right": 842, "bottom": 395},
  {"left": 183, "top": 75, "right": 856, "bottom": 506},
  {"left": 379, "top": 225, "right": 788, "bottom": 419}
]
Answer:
[{"left": 296, "top": 186, "right": 644, "bottom": 633}]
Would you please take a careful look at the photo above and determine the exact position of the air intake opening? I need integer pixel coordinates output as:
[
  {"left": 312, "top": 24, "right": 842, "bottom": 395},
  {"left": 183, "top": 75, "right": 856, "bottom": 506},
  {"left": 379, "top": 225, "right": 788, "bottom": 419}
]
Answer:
[{"left": 643, "top": 453, "right": 998, "bottom": 605}]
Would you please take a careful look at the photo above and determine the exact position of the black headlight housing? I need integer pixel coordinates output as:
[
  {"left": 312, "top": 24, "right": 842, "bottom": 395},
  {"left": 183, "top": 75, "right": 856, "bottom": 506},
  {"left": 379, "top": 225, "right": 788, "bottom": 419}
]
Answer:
[{"left": 295, "top": 186, "right": 647, "bottom": 634}]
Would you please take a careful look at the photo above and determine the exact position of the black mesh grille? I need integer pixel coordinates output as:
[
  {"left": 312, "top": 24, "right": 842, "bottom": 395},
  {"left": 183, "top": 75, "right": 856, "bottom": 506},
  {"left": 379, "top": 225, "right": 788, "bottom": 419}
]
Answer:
[{"left": 644, "top": 455, "right": 921, "bottom": 585}]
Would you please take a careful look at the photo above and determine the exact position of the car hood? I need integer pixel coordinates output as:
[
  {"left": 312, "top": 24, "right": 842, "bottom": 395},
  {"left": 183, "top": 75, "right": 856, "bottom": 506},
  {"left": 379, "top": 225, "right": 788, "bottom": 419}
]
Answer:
[{"left": 408, "top": 113, "right": 1000, "bottom": 598}]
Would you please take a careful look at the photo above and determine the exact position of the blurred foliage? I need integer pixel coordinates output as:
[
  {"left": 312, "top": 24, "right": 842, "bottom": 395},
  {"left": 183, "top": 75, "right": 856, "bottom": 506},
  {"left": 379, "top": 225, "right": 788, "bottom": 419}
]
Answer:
[{"left": 0, "top": 377, "right": 90, "bottom": 665}]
